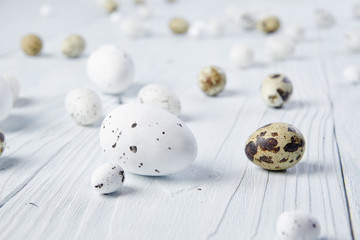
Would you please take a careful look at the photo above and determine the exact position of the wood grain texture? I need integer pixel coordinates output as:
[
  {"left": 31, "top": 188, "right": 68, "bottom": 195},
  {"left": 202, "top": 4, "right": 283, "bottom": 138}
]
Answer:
[{"left": 0, "top": 0, "right": 359, "bottom": 239}]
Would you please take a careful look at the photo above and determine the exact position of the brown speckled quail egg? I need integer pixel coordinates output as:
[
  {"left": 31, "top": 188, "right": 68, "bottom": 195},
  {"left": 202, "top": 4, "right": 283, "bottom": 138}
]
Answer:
[
  {"left": 261, "top": 73, "right": 293, "bottom": 108},
  {"left": 245, "top": 122, "right": 305, "bottom": 170},
  {"left": 137, "top": 83, "right": 181, "bottom": 116},
  {"left": 276, "top": 210, "right": 320, "bottom": 240},
  {"left": 91, "top": 163, "right": 125, "bottom": 194},
  {"left": 100, "top": 103, "right": 198, "bottom": 176},
  {"left": 65, "top": 88, "right": 102, "bottom": 126},
  {"left": 0, "top": 130, "right": 6, "bottom": 157},
  {"left": 198, "top": 66, "right": 226, "bottom": 96}
]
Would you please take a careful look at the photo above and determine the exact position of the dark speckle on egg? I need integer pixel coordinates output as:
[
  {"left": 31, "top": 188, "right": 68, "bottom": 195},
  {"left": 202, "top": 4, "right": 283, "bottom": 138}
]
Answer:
[{"left": 130, "top": 146, "right": 137, "bottom": 153}]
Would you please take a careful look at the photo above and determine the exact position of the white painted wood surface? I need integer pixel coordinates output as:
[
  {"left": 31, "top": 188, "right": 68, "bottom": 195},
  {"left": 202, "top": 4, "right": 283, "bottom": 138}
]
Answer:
[{"left": 0, "top": 0, "right": 359, "bottom": 239}]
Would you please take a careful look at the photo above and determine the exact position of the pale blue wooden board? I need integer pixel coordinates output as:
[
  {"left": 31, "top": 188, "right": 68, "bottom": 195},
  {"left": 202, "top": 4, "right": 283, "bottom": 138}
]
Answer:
[{"left": 0, "top": 0, "right": 359, "bottom": 239}]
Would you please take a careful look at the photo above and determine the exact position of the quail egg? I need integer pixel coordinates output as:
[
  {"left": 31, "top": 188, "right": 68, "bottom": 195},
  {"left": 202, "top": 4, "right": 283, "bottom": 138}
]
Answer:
[
  {"left": 0, "top": 130, "right": 5, "bottom": 157},
  {"left": 169, "top": 17, "right": 189, "bottom": 34},
  {"left": 61, "top": 35, "right": 85, "bottom": 58},
  {"left": 276, "top": 210, "right": 320, "bottom": 240},
  {"left": 138, "top": 83, "right": 181, "bottom": 116},
  {"left": 198, "top": 66, "right": 226, "bottom": 96},
  {"left": 229, "top": 43, "right": 254, "bottom": 68},
  {"left": 245, "top": 122, "right": 305, "bottom": 170},
  {"left": 65, "top": 88, "right": 102, "bottom": 126},
  {"left": 91, "top": 163, "right": 125, "bottom": 194},
  {"left": 21, "top": 34, "right": 42, "bottom": 56},
  {"left": 260, "top": 73, "right": 293, "bottom": 108},
  {"left": 343, "top": 65, "right": 360, "bottom": 84},
  {"left": 256, "top": 15, "right": 280, "bottom": 33},
  {"left": 314, "top": 9, "right": 335, "bottom": 28},
  {"left": 87, "top": 44, "right": 135, "bottom": 94},
  {"left": 265, "top": 36, "right": 295, "bottom": 61}
]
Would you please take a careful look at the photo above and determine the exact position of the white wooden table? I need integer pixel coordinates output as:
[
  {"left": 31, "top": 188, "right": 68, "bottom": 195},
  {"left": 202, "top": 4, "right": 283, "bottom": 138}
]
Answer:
[{"left": 0, "top": 0, "right": 359, "bottom": 239}]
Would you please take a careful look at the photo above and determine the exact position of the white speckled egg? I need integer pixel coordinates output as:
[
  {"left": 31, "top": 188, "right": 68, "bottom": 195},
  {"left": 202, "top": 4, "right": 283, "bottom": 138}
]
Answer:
[
  {"left": 91, "top": 163, "right": 125, "bottom": 194},
  {"left": 121, "top": 18, "right": 148, "bottom": 38},
  {"left": 138, "top": 84, "right": 181, "bottom": 116},
  {"left": 276, "top": 210, "right": 320, "bottom": 240},
  {"left": 0, "top": 74, "right": 20, "bottom": 104},
  {"left": 61, "top": 35, "right": 85, "bottom": 58},
  {"left": 229, "top": 43, "right": 254, "bottom": 68},
  {"left": 314, "top": 9, "right": 335, "bottom": 28},
  {"left": 285, "top": 25, "right": 304, "bottom": 42},
  {"left": 344, "top": 30, "right": 360, "bottom": 52},
  {"left": 198, "top": 66, "right": 226, "bottom": 96},
  {"left": 261, "top": 73, "right": 293, "bottom": 108},
  {"left": 100, "top": 104, "right": 198, "bottom": 176},
  {"left": 245, "top": 122, "right": 305, "bottom": 171},
  {"left": 207, "top": 19, "right": 224, "bottom": 37},
  {"left": 187, "top": 21, "right": 207, "bottom": 38},
  {"left": 265, "top": 36, "right": 295, "bottom": 61},
  {"left": 65, "top": 88, "right": 102, "bottom": 126},
  {"left": 0, "top": 130, "right": 6, "bottom": 157},
  {"left": 343, "top": 65, "right": 360, "bottom": 84},
  {"left": 87, "top": 45, "right": 135, "bottom": 94},
  {"left": 0, "top": 77, "right": 13, "bottom": 121}
]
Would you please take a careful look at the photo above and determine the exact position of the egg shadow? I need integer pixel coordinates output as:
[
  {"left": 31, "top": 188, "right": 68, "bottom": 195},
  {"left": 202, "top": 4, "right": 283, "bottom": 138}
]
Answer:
[
  {"left": 0, "top": 113, "right": 32, "bottom": 132},
  {"left": 0, "top": 157, "right": 19, "bottom": 172},
  {"left": 251, "top": 61, "right": 270, "bottom": 69},
  {"left": 284, "top": 161, "right": 325, "bottom": 176},
  {"left": 105, "top": 186, "right": 137, "bottom": 198},
  {"left": 14, "top": 97, "right": 34, "bottom": 108},
  {"left": 282, "top": 100, "right": 307, "bottom": 110},
  {"left": 218, "top": 89, "right": 240, "bottom": 98},
  {"left": 152, "top": 164, "right": 221, "bottom": 184}
]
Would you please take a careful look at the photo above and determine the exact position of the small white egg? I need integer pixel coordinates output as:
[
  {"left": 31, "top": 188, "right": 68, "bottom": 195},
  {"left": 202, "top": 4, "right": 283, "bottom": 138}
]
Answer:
[
  {"left": 0, "top": 130, "right": 6, "bottom": 157},
  {"left": 265, "top": 36, "right": 295, "bottom": 61},
  {"left": 91, "top": 163, "right": 125, "bottom": 194},
  {"left": 87, "top": 45, "right": 135, "bottom": 94},
  {"left": 229, "top": 43, "right": 254, "bottom": 68},
  {"left": 0, "top": 74, "right": 20, "bottom": 104},
  {"left": 137, "top": 5, "right": 152, "bottom": 19},
  {"left": 121, "top": 18, "right": 148, "bottom": 38},
  {"left": 314, "top": 9, "right": 335, "bottom": 28},
  {"left": 344, "top": 30, "right": 360, "bottom": 52},
  {"left": 207, "top": 19, "right": 224, "bottom": 37},
  {"left": 225, "top": 5, "right": 240, "bottom": 20},
  {"left": 187, "top": 21, "right": 207, "bottom": 38},
  {"left": 234, "top": 11, "right": 256, "bottom": 30},
  {"left": 61, "top": 35, "right": 86, "bottom": 58},
  {"left": 284, "top": 25, "right": 304, "bottom": 42},
  {"left": 39, "top": 4, "right": 53, "bottom": 17},
  {"left": 0, "top": 77, "right": 13, "bottom": 121},
  {"left": 276, "top": 210, "right": 320, "bottom": 240},
  {"left": 343, "top": 65, "right": 360, "bottom": 84},
  {"left": 109, "top": 12, "right": 122, "bottom": 24},
  {"left": 138, "top": 83, "right": 181, "bottom": 116},
  {"left": 353, "top": 4, "right": 360, "bottom": 19},
  {"left": 65, "top": 88, "right": 102, "bottom": 126}
]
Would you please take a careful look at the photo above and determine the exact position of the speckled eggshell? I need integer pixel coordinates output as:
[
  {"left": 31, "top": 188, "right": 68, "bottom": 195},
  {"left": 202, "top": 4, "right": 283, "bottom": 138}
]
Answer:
[
  {"left": 169, "top": 17, "right": 189, "bottom": 34},
  {"left": 0, "top": 77, "right": 13, "bottom": 121},
  {"left": 100, "top": 104, "right": 198, "bottom": 176},
  {"left": 198, "top": 66, "right": 226, "bottom": 96},
  {"left": 86, "top": 45, "right": 135, "bottom": 94},
  {"left": 21, "top": 34, "right": 42, "bottom": 56},
  {"left": 91, "top": 163, "right": 125, "bottom": 194},
  {"left": 276, "top": 210, "right": 320, "bottom": 240},
  {"left": 260, "top": 73, "right": 293, "bottom": 108},
  {"left": 245, "top": 122, "right": 305, "bottom": 171},
  {"left": 0, "top": 130, "right": 6, "bottom": 157},
  {"left": 65, "top": 88, "right": 102, "bottom": 126},
  {"left": 138, "top": 83, "right": 181, "bottom": 116}
]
